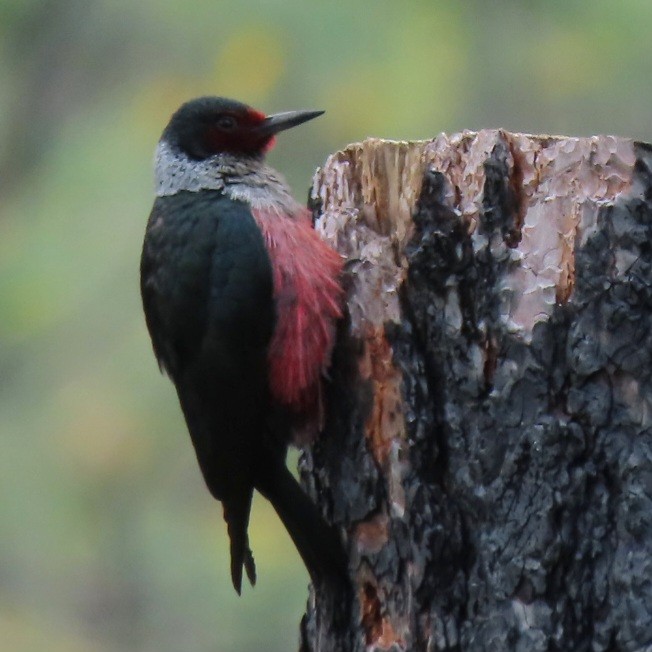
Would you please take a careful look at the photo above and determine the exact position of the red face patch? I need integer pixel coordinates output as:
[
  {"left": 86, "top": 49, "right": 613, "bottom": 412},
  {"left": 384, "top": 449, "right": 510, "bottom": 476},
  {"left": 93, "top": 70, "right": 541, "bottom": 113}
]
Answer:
[
  {"left": 246, "top": 108, "right": 266, "bottom": 123},
  {"left": 204, "top": 108, "right": 274, "bottom": 156}
]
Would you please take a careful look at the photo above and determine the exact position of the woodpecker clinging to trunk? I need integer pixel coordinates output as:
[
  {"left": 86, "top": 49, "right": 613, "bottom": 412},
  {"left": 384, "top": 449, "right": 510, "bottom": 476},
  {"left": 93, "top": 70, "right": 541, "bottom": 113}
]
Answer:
[{"left": 140, "top": 96, "right": 347, "bottom": 594}]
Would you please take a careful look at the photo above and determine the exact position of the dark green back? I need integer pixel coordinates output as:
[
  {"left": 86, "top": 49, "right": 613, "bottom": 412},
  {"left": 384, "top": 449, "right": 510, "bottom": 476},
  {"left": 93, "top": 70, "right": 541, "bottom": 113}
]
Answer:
[{"left": 140, "top": 190, "right": 275, "bottom": 384}]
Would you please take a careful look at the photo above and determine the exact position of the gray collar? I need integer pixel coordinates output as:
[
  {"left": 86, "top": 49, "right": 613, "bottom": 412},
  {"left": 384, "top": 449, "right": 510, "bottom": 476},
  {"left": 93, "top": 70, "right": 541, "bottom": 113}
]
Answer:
[{"left": 154, "top": 141, "right": 301, "bottom": 212}]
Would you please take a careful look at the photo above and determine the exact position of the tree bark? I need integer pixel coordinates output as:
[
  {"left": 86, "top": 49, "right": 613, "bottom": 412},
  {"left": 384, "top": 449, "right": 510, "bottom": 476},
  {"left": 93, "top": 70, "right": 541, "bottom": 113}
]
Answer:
[{"left": 299, "top": 131, "right": 652, "bottom": 652}]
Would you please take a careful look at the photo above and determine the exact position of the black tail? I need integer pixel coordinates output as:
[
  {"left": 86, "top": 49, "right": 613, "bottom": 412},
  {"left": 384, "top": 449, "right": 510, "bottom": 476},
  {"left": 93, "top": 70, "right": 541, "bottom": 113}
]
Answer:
[
  {"left": 255, "top": 460, "right": 348, "bottom": 590},
  {"left": 223, "top": 489, "right": 257, "bottom": 594},
  {"left": 177, "top": 385, "right": 260, "bottom": 595}
]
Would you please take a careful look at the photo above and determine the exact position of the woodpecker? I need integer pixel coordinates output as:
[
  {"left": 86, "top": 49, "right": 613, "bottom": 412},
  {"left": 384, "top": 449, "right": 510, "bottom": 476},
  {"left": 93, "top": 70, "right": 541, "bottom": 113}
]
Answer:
[{"left": 140, "top": 96, "right": 346, "bottom": 594}]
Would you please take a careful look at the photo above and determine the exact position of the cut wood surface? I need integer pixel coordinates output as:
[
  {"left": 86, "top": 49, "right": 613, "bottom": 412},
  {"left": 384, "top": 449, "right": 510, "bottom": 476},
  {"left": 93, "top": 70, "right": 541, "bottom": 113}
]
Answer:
[{"left": 299, "top": 131, "right": 652, "bottom": 652}]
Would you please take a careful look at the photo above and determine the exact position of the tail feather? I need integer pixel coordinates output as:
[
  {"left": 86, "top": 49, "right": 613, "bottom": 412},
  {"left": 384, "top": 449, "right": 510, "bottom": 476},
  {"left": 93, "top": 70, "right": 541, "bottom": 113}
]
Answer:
[
  {"left": 255, "top": 461, "right": 348, "bottom": 589},
  {"left": 243, "top": 546, "right": 256, "bottom": 586},
  {"left": 224, "top": 490, "right": 256, "bottom": 594}
]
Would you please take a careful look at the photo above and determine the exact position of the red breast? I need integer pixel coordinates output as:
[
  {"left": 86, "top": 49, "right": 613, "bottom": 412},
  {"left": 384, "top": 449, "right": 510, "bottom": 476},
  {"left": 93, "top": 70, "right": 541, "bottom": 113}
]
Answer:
[{"left": 252, "top": 206, "right": 343, "bottom": 415}]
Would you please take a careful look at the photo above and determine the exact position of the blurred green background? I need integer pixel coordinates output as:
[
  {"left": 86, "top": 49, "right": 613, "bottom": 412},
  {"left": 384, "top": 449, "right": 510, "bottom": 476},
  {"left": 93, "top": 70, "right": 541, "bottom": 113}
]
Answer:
[{"left": 1, "top": 1, "right": 651, "bottom": 651}]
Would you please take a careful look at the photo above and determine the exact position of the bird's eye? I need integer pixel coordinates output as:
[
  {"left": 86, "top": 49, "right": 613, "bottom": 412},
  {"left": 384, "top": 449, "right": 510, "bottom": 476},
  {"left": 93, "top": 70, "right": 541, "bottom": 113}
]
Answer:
[{"left": 216, "top": 115, "right": 237, "bottom": 131}]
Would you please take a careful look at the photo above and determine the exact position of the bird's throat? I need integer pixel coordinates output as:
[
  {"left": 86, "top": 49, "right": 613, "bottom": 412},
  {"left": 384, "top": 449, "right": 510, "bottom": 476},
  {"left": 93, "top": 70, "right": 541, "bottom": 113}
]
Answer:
[{"left": 154, "top": 141, "right": 300, "bottom": 214}]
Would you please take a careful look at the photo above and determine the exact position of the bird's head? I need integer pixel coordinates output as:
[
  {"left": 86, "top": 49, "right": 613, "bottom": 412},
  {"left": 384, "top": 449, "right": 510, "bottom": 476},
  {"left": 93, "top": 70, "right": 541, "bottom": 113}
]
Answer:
[{"left": 161, "top": 96, "right": 324, "bottom": 161}]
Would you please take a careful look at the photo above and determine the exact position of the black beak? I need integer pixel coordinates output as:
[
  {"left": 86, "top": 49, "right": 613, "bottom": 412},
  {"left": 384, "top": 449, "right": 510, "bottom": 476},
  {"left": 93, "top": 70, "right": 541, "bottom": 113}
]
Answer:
[{"left": 254, "top": 109, "right": 324, "bottom": 136}]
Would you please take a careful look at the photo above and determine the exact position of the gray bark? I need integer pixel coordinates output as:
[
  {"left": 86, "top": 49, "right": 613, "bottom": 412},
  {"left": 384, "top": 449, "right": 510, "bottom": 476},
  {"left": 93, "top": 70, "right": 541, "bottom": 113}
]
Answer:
[{"left": 299, "top": 132, "right": 652, "bottom": 651}]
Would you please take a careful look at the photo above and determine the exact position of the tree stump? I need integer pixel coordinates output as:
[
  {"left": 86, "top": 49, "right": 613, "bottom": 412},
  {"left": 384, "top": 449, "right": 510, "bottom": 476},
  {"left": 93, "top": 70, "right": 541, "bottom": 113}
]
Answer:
[{"left": 299, "top": 131, "right": 652, "bottom": 651}]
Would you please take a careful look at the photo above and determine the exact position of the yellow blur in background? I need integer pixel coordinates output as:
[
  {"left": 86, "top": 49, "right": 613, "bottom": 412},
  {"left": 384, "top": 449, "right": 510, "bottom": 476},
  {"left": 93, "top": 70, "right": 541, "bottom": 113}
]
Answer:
[{"left": 1, "top": 1, "right": 651, "bottom": 651}]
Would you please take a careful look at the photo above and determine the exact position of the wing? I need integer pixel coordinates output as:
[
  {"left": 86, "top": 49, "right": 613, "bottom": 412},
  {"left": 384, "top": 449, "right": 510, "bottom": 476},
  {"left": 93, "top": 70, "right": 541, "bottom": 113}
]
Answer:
[
  {"left": 140, "top": 190, "right": 276, "bottom": 593},
  {"left": 140, "top": 190, "right": 275, "bottom": 382}
]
